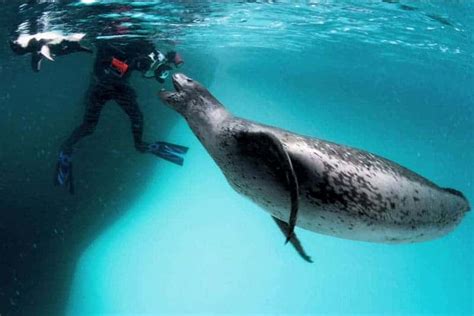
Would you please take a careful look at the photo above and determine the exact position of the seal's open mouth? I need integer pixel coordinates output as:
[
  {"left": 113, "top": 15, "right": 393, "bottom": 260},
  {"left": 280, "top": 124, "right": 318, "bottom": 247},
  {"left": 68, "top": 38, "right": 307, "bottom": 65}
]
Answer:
[
  {"left": 159, "top": 73, "right": 194, "bottom": 105},
  {"left": 160, "top": 74, "right": 180, "bottom": 99}
]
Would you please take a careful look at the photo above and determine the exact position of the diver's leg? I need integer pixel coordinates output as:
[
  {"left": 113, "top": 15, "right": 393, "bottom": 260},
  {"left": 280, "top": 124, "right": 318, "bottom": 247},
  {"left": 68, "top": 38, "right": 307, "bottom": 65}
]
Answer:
[
  {"left": 55, "top": 85, "right": 107, "bottom": 193},
  {"left": 115, "top": 86, "right": 148, "bottom": 152},
  {"left": 115, "top": 86, "right": 188, "bottom": 165},
  {"left": 60, "top": 86, "right": 106, "bottom": 154}
]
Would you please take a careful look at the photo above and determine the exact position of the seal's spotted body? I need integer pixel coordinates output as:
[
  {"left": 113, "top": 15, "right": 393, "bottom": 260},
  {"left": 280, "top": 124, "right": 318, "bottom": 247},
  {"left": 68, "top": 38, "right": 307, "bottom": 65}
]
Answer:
[
  {"left": 161, "top": 73, "right": 470, "bottom": 247},
  {"left": 215, "top": 120, "right": 468, "bottom": 243}
]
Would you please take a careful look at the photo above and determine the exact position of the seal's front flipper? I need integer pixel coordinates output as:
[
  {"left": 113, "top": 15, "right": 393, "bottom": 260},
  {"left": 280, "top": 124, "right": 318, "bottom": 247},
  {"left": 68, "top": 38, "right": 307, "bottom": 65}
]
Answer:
[
  {"left": 236, "top": 131, "right": 300, "bottom": 241},
  {"left": 272, "top": 216, "right": 312, "bottom": 263},
  {"left": 31, "top": 52, "right": 43, "bottom": 72}
]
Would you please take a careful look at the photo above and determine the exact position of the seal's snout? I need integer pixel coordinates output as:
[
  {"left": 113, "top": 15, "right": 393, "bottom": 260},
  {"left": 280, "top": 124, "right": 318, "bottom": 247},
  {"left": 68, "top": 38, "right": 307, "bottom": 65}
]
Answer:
[
  {"left": 172, "top": 76, "right": 182, "bottom": 92},
  {"left": 159, "top": 74, "right": 186, "bottom": 103},
  {"left": 172, "top": 73, "right": 195, "bottom": 90},
  {"left": 172, "top": 72, "right": 189, "bottom": 82}
]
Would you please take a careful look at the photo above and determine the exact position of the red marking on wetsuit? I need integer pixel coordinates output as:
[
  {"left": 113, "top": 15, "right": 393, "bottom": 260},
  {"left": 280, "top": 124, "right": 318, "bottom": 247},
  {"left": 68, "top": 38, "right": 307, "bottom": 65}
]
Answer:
[{"left": 111, "top": 57, "right": 129, "bottom": 77}]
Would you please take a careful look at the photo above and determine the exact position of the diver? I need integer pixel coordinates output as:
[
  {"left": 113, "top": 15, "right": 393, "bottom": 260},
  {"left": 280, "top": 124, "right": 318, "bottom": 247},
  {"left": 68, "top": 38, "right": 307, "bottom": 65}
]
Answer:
[{"left": 55, "top": 38, "right": 188, "bottom": 194}]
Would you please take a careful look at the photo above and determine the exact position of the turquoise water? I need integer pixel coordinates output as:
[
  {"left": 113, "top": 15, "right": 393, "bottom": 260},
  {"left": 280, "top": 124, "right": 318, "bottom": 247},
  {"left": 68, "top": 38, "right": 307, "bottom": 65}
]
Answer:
[{"left": 0, "top": 1, "right": 472, "bottom": 315}]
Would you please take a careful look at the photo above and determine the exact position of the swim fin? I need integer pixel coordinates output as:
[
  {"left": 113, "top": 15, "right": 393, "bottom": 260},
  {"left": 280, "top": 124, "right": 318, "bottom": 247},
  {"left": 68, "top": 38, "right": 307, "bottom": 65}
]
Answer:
[
  {"left": 54, "top": 151, "right": 74, "bottom": 194},
  {"left": 148, "top": 141, "right": 189, "bottom": 166}
]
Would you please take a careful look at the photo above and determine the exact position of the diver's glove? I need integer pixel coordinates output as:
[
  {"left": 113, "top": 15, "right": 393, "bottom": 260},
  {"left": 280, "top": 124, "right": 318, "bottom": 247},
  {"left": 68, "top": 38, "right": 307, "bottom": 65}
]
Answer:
[
  {"left": 165, "top": 51, "right": 184, "bottom": 67},
  {"left": 147, "top": 141, "right": 189, "bottom": 166},
  {"left": 54, "top": 151, "right": 74, "bottom": 194}
]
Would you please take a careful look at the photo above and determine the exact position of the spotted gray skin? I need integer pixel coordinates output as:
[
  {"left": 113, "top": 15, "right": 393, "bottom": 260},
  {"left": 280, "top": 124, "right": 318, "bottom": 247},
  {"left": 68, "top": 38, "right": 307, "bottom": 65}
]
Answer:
[{"left": 160, "top": 73, "right": 470, "bottom": 244}]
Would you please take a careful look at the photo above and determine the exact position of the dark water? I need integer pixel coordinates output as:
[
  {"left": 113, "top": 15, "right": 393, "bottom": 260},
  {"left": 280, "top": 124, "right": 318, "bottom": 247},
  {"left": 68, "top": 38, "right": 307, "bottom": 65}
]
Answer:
[{"left": 0, "top": 1, "right": 472, "bottom": 315}]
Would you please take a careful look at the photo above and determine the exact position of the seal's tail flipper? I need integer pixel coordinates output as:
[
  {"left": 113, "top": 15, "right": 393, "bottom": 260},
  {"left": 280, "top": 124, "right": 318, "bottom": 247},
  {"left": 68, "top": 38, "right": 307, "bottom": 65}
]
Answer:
[
  {"left": 272, "top": 216, "right": 312, "bottom": 263},
  {"left": 148, "top": 141, "right": 189, "bottom": 166},
  {"left": 237, "top": 131, "right": 300, "bottom": 242}
]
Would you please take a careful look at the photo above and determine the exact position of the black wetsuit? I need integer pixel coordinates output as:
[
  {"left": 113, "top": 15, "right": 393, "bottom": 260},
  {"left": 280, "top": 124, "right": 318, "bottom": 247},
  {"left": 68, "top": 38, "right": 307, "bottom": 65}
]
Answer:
[{"left": 61, "top": 39, "right": 161, "bottom": 154}]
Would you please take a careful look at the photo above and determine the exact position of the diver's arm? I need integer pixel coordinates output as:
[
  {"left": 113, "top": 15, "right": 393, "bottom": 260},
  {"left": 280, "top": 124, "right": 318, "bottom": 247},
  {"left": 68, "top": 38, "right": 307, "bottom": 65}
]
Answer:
[
  {"left": 133, "top": 40, "right": 183, "bottom": 83},
  {"left": 148, "top": 50, "right": 184, "bottom": 83},
  {"left": 136, "top": 48, "right": 170, "bottom": 83}
]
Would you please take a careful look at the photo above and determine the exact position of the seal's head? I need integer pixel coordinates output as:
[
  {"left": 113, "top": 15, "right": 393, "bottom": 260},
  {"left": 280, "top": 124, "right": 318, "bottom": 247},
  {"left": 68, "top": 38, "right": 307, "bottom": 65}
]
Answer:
[{"left": 160, "top": 73, "right": 221, "bottom": 116}]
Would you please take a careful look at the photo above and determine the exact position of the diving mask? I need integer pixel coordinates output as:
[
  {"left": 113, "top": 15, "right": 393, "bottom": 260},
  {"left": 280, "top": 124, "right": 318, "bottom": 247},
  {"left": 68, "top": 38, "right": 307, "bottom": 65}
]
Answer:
[{"left": 143, "top": 51, "right": 166, "bottom": 78}]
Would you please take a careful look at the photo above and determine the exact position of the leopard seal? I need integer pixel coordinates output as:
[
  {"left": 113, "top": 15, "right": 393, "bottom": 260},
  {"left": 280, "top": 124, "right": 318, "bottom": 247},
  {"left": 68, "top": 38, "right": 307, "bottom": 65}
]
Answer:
[{"left": 160, "top": 73, "right": 470, "bottom": 262}]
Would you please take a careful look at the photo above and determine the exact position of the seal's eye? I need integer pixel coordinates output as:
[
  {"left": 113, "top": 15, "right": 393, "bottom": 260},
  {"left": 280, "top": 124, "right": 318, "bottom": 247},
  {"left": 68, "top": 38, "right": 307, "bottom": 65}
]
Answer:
[{"left": 186, "top": 78, "right": 193, "bottom": 83}]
